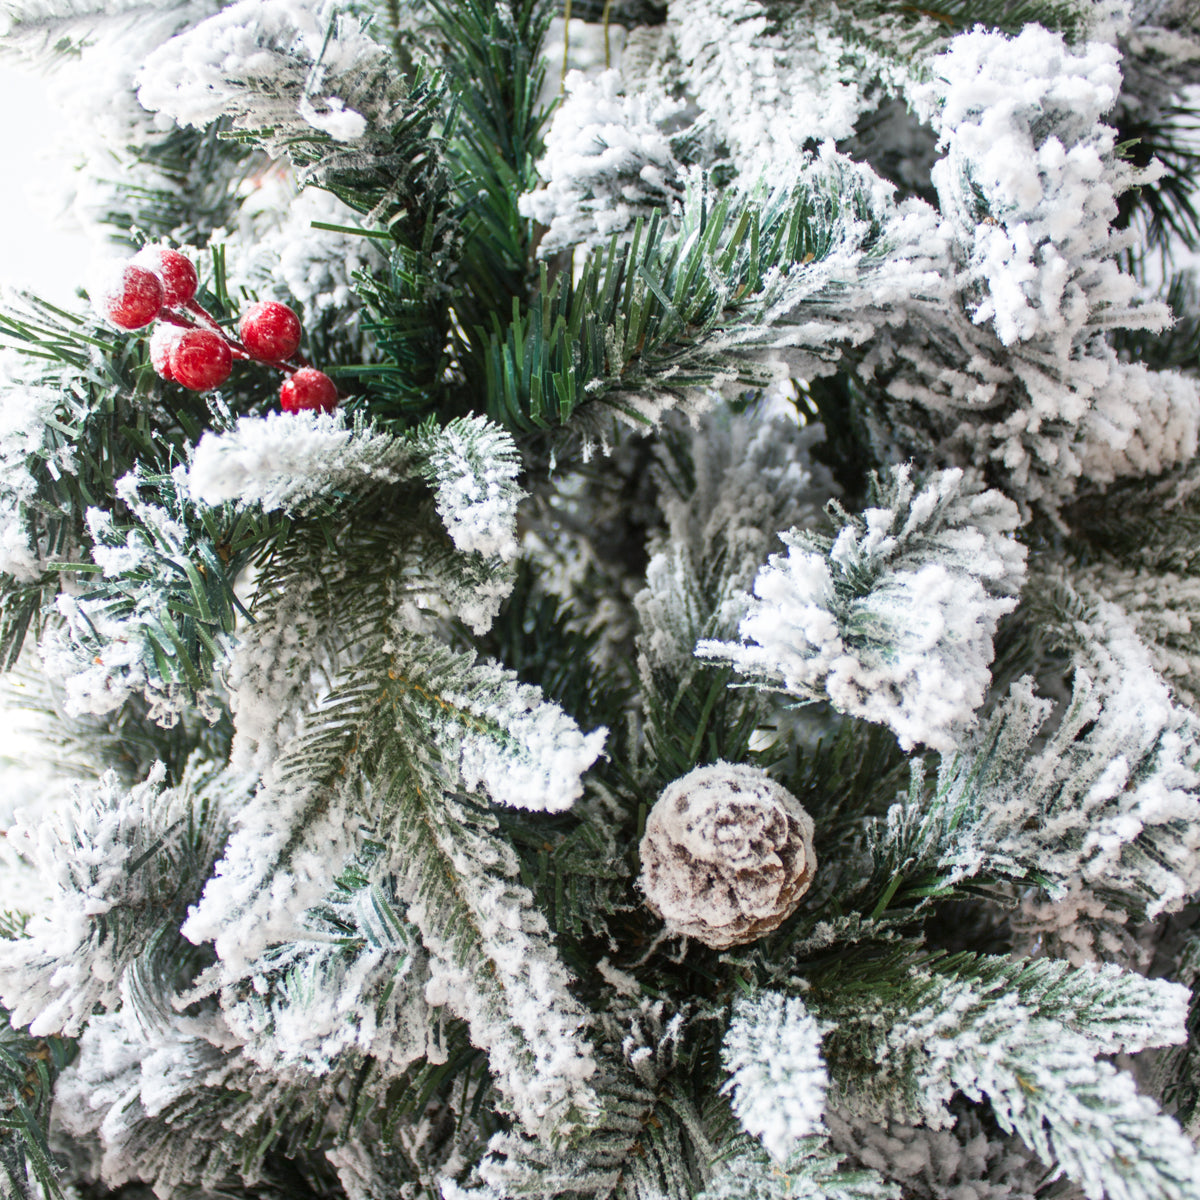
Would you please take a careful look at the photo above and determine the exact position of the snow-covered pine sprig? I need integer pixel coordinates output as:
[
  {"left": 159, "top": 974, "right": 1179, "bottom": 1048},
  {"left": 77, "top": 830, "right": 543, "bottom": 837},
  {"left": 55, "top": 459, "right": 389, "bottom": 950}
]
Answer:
[
  {"left": 188, "top": 410, "right": 415, "bottom": 513},
  {"left": 207, "top": 870, "right": 432, "bottom": 1080},
  {"left": 486, "top": 154, "right": 912, "bottom": 432},
  {"left": 813, "top": 950, "right": 1198, "bottom": 1200},
  {"left": 518, "top": 67, "right": 688, "bottom": 256},
  {"left": 699, "top": 1137, "right": 900, "bottom": 1200},
  {"left": 184, "top": 626, "right": 603, "bottom": 1138},
  {"left": 136, "top": 0, "right": 446, "bottom": 229},
  {"left": 190, "top": 410, "right": 524, "bottom": 633},
  {"left": 721, "top": 990, "right": 828, "bottom": 1164},
  {"left": 412, "top": 413, "right": 523, "bottom": 562},
  {"left": 0, "top": 759, "right": 228, "bottom": 1038},
  {"left": 634, "top": 406, "right": 835, "bottom": 775},
  {"left": 52, "top": 1002, "right": 378, "bottom": 1197},
  {"left": 698, "top": 464, "right": 1026, "bottom": 752},
  {"left": 470, "top": 998, "right": 704, "bottom": 1200},
  {"left": 190, "top": 412, "right": 522, "bottom": 545},
  {"left": 887, "top": 23, "right": 1200, "bottom": 511},
  {"left": 906, "top": 589, "right": 1200, "bottom": 959}
]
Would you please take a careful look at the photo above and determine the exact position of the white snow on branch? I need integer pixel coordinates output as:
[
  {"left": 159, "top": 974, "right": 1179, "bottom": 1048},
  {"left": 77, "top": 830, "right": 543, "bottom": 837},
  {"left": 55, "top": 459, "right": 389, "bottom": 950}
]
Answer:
[
  {"left": 188, "top": 410, "right": 411, "bottom": 511},
  {"left": 911, "top": 26, "right": 1133, "bottom": 349},
  {"left": 0, "top": 764, "right": 183, "bottom": 1036},
  {"left": 722, "top": 991, "right": 829, "bottom": 1163},
  {"left": 433, "top": 660, "right": 607, "bottom": 814},
  {"left": 136, "top": 0, "right": 381, "bottom": 142},
  {"left": 825, "top": 957, "right": 1198, "bottom": 1200},
  {"left": 521, "top": 69, "right": 687, "bottom": 256},
  {"left": 636, "top": 406, "right": 836, "bottom": 677},
  {"left": 0, "top": 376, "right": 64, "bottom": 582},
  {"left": 860, "top": 23, "right": 1200, "bottom": 509},
  {"left": 936, "top": 587, "right": 1200, "bottom": 954},
  {"left": 669, "top": 0, "right": 872, "bottom": 186},
  {"left": 417, "top": 415, "right": 525, "bottom": 564},
  {"left": 699, "top": 466, "right": 1026, "bottom": 752}
]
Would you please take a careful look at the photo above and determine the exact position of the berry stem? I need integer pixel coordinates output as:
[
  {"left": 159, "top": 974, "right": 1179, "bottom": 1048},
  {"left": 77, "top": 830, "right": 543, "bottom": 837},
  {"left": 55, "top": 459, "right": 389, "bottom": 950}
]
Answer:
[
  {"left": 183, "top": 298, "right": 225, "bottom": 335},
  {"left": 183, "top": 299, "right": 257, "bottom": 359}
]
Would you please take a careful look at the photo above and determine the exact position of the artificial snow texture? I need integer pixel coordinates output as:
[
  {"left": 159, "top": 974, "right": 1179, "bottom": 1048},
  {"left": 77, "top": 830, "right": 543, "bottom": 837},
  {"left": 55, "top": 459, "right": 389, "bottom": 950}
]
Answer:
[
  {"left": 722, "top": 990, "right": 829, "bottom": 1163},
  {"left": 136, "top": 0, "right": 380, "bottom": 141},
  {"left": 699, "top": 466, "right": 1026, "bottom": 752},
  {"left": 189, "top": 411, "right": 411, "bottom": 511}
]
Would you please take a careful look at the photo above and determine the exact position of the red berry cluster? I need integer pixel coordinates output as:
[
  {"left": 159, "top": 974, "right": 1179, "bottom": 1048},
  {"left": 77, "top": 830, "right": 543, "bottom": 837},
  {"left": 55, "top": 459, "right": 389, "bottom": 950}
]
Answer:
[{"left": 99, "top": 248, "right": 338, "bottom": 413}]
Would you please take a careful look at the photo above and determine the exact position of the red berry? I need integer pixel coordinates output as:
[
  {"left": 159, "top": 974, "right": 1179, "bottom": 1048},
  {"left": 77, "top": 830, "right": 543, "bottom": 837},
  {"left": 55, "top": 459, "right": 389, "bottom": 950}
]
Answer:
[
  {"left": 280, "top": 368, "right": 338, "bottom": 414},
  {"left": 170, "top": 329, "right": 232, "bottom": 391},
  {"left": 133, "top": 246, "right": 198, "bottom": 307},
  {"left": 240, "top": 300, "right": 302, "bottom": 362},
  {"left": 100, "top": 263, "right": 163, "bottom": 330},
  {"left": 148, "top": 324, "right": 185, "bottom": 380}
]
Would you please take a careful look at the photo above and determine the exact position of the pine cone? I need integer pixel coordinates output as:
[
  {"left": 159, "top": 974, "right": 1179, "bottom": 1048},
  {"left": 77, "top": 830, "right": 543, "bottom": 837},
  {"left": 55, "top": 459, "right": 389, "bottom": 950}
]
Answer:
[{"left": 637, "top": 762, "right": 817, "bottom": 949}]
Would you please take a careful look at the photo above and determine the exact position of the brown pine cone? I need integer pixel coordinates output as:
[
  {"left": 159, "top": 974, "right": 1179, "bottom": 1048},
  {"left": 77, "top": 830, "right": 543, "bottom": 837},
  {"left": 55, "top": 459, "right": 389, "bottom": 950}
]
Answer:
[{"left": 637, "top": 762, "right": 817, "bottom": 949}]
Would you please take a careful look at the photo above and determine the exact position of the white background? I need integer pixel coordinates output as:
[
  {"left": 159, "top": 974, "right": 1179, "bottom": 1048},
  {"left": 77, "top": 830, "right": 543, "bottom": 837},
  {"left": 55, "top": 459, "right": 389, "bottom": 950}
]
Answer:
[{"left": 0, "top": 62, "right": 91, "bottom": 304}]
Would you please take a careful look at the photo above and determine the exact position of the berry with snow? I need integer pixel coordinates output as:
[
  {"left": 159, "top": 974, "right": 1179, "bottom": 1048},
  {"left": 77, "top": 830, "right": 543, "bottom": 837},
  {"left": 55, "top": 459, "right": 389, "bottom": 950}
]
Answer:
[
  {"left": 170, "top": 329, "right": 232, "bottom": 391},
  {"left": 638, "top": 762, "right": 817, "bottom": 949},
  {"left": 99, "top": 264, "right": 164, "bottom": 330},
  {"left": 240, "top": 300, "right": 302, "bottom": 362},
  {"left": 148, "top": 324, "right": 185, "bottom": 381},
  {"left": 133, "top": 247, "right": 198, "bottom": 307},
  {"left": 280, "top": 367, "right": 338, "bottom": 414}
]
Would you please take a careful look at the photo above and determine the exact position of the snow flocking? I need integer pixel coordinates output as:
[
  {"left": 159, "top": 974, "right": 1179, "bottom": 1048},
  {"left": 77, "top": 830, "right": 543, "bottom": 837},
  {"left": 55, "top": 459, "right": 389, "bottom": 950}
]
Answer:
[
  {"left": 699, "top": 466, "right": 1027, "bottom": 752},
  {"left": 635, "top": 407, "right": 837, "bottom": 677},
  {"left": 0, "top": 765, "right": 190, "bottom": 1036},
  {"left": 911, "top": 26, "right": 1128, "bottom": 349},
  {"left": 419, "top": 414, "right": 524, "bottom": 564},
  {"left": 722, "top": 991, "right": 829, "bottom": 1163},
  {"left": 189, "top": 411, "right": 412, "bottom": 511},
  {"left": 668, "top": 0, "right": 873, "bottom": 187},
  {"left": 872, "top": 23, "right": 1200, "bottom": 509},
  {"left": 0, "top": 374, "right": 64, "bottom": 582},
  {"left": 136, "top": 0, "right": 381, "bottom": 143},
  {"left": 520, "top": 68, "right": 688, "bottom": 256}
]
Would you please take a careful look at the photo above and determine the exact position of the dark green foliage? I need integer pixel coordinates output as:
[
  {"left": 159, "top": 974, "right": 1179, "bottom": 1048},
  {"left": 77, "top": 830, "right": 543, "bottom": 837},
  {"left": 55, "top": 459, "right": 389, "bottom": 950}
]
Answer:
[
  {"left": 334, "top": 0, "right": 555, "bottom": 426},
  {"left": 352, "top": 242, "right": 459, "bottom": 424},
  {"left": 434, "top": 0, "right": 554, "bottom": 313},
  {"left": 1158, "top": 927, "right": 1200, "bottom": 1135},
  {"left": 481, "top": 560, "right": 634, "bottom": 735},
  {"left": 795, "top": 374, "right": 884, "bottom": 504},
  {"left": 1114, "top": 100, "right": 1200, "bottom": 255},
  {"left": 810, "top": 0, "right": 1090, "bottom": 65},
  {"left": 484, "top": 175, "right": 887, "bottom": 431},
  {"left": 0, "top": 582, "right": 45, "bottom": 676},
  {"left": 1063, "top": 468, "right": 1200, "bottom": 578},
  {"left": 641, "top": 660, "right": 765, "bottom": 791},
  {"left": 567, "top": 0, "right": 668, "bottom": 27},
  {"left": 1113, "top": 273, "right": 1200, "bottom": 374},
  {"left": 0, "top": 1012, "right": 74, "bottom": 1200},
  {"left": 103, "top": 121, "right": 262, "bottom": 251},
  {"left": 506, "top": 807, "right": 631, "bottom": 950}
]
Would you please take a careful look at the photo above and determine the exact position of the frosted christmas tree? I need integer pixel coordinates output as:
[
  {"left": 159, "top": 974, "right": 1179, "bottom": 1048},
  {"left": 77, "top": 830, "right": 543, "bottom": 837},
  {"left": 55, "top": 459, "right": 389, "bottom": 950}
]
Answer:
[{"left": 3, "top": 0, "right": 1200, "bottom": 1197}]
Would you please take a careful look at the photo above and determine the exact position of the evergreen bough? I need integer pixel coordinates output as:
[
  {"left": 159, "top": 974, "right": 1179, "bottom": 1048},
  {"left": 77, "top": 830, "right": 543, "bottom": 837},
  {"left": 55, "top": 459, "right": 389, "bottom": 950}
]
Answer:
[{"left": 1, "top": 1, "right": 1200, "bottom": 1199}]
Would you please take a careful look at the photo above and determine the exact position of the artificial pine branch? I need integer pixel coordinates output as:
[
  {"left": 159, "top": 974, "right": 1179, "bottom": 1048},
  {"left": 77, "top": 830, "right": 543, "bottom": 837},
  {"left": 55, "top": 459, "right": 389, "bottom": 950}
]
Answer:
[{"left": 4, "top": 1, "right": 1200, "bottom": 1198}]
